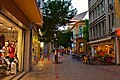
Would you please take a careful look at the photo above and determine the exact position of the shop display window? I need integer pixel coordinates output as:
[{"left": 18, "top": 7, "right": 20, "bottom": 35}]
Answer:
[
  {"left": 0, "top": 16, "right": 23, "bottom": 75},
  {"left": 94, "top": 44, "right": 114, "bottom": 57}
]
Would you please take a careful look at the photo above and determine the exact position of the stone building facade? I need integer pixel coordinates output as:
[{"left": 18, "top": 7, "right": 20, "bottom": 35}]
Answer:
[{"left": 88, "top": 0, "right": 120, "bottom": 64}]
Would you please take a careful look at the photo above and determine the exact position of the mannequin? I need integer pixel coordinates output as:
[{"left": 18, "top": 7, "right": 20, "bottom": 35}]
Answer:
[{"left": 8, "top": 43, "right": 15, "bottom": 62}]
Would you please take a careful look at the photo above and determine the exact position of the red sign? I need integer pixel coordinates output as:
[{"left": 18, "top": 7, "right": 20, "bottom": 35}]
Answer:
[{"left": 116, "top": 28, "right": 120, "bottom": 36}]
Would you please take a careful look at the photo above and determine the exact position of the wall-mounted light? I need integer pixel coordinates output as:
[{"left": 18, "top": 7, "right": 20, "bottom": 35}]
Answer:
[{"left": 0, "top": 23, "right": 3, "bottom": 26}]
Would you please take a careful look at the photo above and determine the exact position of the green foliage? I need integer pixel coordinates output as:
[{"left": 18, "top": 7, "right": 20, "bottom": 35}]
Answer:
[
  {"left": 83, "top": 19, "right": 89, "bottom": 42},
  {"left": 104, "top": 54, "right": 110, "bottom": 58},
  {"left": 40, "top": 0, "right": 77, "bottom": 42},
  {"left": 56, "top": 30, "right": 73, "bottom": 48}
]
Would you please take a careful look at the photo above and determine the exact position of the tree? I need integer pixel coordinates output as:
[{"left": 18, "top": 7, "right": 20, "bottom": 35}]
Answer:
[
  {"left": 82, "top": 19, "right": 89, "bottom": 53},
  {"left": 40, "top": 0, "right": 77, "bottom": 43},
  {"left": 56, "top": 30, "right": 73, "bottom": 48},
  {"left": 83, "top": 19, "right": 89, "bottom": 42}
]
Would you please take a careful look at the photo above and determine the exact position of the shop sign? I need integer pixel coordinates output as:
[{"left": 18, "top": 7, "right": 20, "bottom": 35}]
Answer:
[{"left": 116, "top": 28, "right": 120, "bottom": 36}]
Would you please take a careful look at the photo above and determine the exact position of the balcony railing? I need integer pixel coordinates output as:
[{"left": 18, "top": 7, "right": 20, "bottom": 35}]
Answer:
[{"left": 73, "top": 34, "right": 83, "bottom": 39}]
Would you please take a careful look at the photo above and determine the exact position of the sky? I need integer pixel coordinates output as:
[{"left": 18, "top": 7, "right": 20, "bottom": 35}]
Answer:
[{"left": 71, "top": 0, "right": 89, "bottom": 19}]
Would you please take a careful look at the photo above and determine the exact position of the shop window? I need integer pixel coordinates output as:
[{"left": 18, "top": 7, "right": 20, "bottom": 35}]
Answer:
[{"left": 0, "top": 15, "right": 24, "bottom": 75}]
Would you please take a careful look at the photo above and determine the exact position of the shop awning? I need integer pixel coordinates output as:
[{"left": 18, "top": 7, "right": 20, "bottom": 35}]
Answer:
[
  {"left": 89, "top": 37, "right": 112, "bottom": 44},
  {"left": 13, "top": 0, "right": 43, "bottom": 26}
]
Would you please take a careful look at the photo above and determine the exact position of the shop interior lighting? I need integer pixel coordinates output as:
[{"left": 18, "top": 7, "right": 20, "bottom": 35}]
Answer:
[
  {"left": 12, "top": 28, "right": 15, "bottom": 31},
  {"left": 8, "top": 27, "right": 12, "bottom": 30},
  {"left": 105, "top": 45, "right": 108, "bottom": 46}
]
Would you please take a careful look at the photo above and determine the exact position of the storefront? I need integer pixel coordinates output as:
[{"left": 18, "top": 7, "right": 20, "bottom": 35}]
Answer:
[
  {"left": 90, "top": 38, "right": 115, "bottom": 62},
  {"left": 32, "top": 29, "right": 40, "bottom": 67},
  {"left": 74, "top": 38, "right": 84, "bottom": 54},
  {"left": 115, "top": 28, "right": 120, "bottom": 65},
  {"left": 0, "top": 0, "right": 43, "bottom": 77},
  {"left": 0, "top": 13, "right": 25, "bottom": 75}
]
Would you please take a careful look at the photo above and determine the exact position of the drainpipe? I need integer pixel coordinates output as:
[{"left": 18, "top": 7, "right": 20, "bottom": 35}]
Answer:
[
  {"left": 113, "top": 0, "right": 120, "bottom": 65},
  {"left": 115, "top": 35, "right": 119, "bottom": 65}
]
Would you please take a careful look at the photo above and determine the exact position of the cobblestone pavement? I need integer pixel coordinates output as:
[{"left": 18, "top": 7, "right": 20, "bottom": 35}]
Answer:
[{"left": 20, "top": 55, "right": 120, "bottom": 80}]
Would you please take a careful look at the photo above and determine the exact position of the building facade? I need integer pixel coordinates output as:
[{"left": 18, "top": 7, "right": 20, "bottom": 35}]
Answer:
[
  {"left": 71, "top": 20, "right": 85, "bottom": 54},
  {"left": 88, "top": 0, "right": 120, "bottom": 64},
  {"left": 0, "top": 0, "right": 43, "bottom": 74}
]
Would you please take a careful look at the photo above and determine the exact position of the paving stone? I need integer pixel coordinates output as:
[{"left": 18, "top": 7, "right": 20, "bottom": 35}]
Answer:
[{"left": 20, "top": 55, "right": 120, "bottom": 80}]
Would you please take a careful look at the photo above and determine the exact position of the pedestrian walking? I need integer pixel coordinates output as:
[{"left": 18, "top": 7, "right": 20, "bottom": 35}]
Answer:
[
  {"left": 54, "top": 49, "right": 58, "bottom": 63},
  {"left": 58, "top": 50, "right": 61, "bottom": 59}
]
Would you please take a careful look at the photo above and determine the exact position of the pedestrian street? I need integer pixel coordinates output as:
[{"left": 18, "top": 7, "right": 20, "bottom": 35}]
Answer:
[{"left": 20, "top": 55, "right": 120, "bottom": 80}]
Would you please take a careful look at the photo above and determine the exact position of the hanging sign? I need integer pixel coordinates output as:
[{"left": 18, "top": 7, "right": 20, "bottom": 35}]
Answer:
[{"left": 116, "top": 28, "right": 120, "bottom": 36}]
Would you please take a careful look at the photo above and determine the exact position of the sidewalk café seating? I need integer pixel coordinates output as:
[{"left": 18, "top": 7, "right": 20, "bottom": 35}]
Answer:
[
  {"left": 72, "top": 54, "right": 75, "bottom": 59},
  {"left": 89, "top": 56, "right": 114, "bottom": 65},
  {"left": 72, "top": 54, "right": 82, "bottom": 61}
]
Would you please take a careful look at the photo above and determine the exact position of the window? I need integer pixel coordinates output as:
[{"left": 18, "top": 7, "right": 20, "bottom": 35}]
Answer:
[
  {"left": 94, "top": 25, "right": 97, "bottom": 38},
  {"left": 101, "top": 0, "right": 105, "bottom": 13},
  {"left": 92, "top": 28, "right": 94, "bottom": 39},
  {"left": 96, "top": 25, "right": 98, "bottom": 37},
  {"left": 93, "top": 26, "right": 96, "bottom": 38},
  {"left": 112, "top": 13, "right": 114, "bottom": 28},
  {"left": 95, "top": 8, "right": 97, "bottom": 18},
  {"left": 90, "top": 28, "right": 92, "bottom": 39},
  {"left": 98, "top": 5, "right": 100, "bottom": 16},
  {"left": 108, "top": 14, "right": 111, "bottom": 33},
  {"left": 93, "top": 11, "right": 94, "bottom": 21},
  {"left": 89, "top": 28, "right": 92, "bottom": 40},
  {"left": 111, "top": 0, "right": 114, "bottom": 7},
  {"left": 79, "top": 26, "right": 83, "bottom": 37},
  {"left": 73, "top": 30, "right": 76, "bottom": 39},
  {"left": 89, "top": 0, "right": 91, "bottom": 7},
  {"left": 89, "top": 12, "right": 92, "bottom": 22},
  {"left": 102, "top": 20, "right": 106, "bottom": 35},
  {"left": 96, "top": 7, "right": 98, "bottom": 17},
  {"left": 99, "top": 23, "right": 101, "bottom": 36},
  {"left": 103, "top": 20, "right": 106, "bottom": 35}
]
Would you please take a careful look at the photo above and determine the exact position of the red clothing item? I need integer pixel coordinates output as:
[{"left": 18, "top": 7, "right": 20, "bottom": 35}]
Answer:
[
  {"left": 0, "top": 53, "right": 2, "bottom": 57},
  {"left": 99, "top": 51, "right": 104, "bottom": 56},
  {"left": 8, "top": 46, "right": 15, "bottom": 58}
]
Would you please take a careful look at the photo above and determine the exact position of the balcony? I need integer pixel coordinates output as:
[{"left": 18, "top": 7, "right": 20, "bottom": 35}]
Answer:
[{"left": 73, "top": 34, "right": 83, "bottom": 40}]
